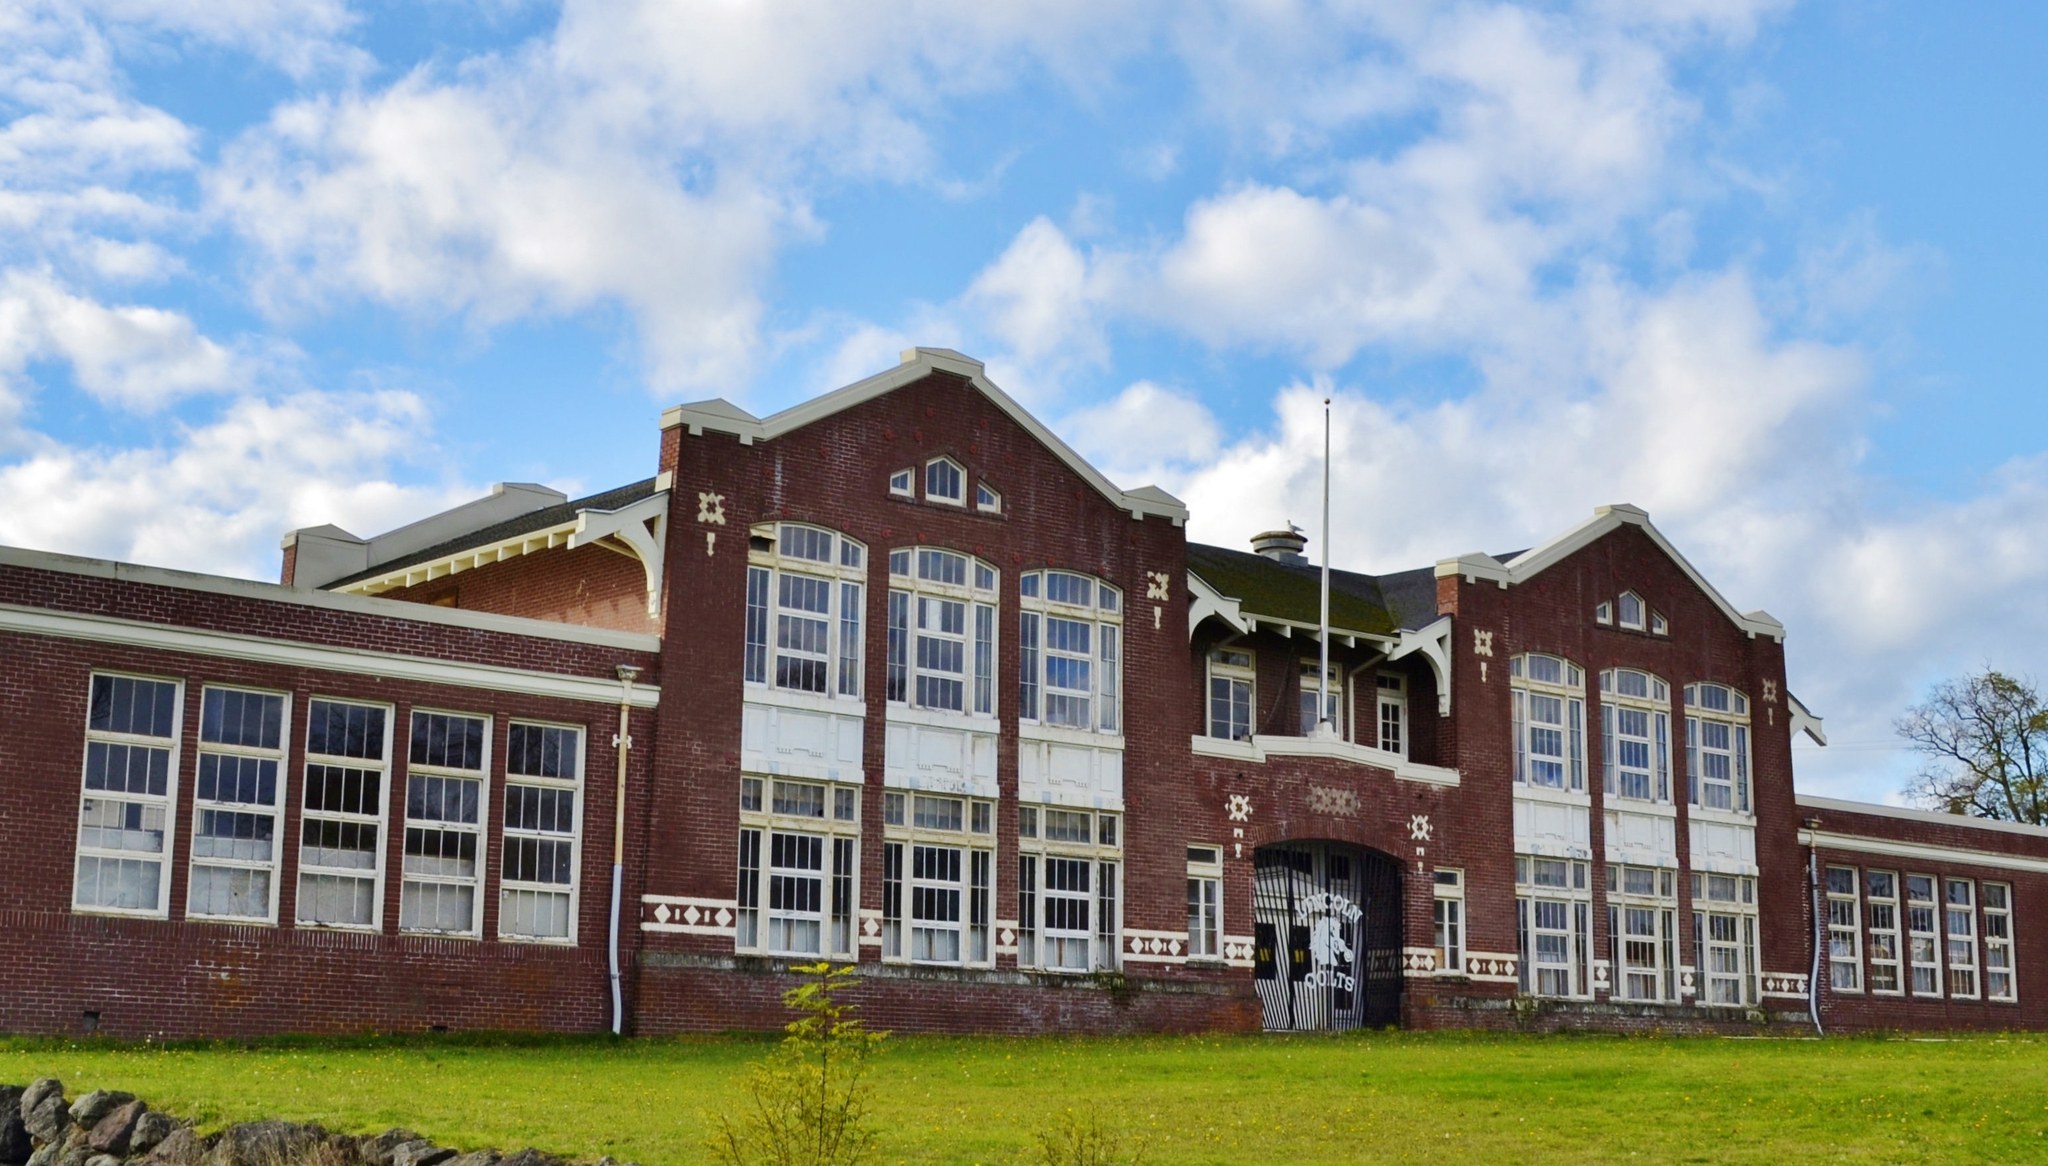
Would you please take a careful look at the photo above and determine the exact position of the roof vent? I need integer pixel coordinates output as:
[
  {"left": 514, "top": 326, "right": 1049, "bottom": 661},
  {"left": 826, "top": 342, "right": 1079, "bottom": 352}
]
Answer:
[{"left": 1250, "top": 527, "right": 1308, "bottom": 565}]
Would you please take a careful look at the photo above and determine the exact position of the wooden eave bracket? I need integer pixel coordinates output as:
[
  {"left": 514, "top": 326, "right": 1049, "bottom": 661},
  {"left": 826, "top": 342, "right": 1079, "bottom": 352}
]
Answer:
[
  {"left": 572, "top": 491, "right": 670, "bottom": 616},
  {"left": 1390, "top": 615, "right": 1454, "bottom": 716}
]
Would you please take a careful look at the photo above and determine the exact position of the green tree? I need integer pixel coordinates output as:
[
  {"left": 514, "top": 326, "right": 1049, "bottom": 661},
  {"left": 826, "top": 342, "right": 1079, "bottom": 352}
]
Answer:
[
  {"left": 1898, "top": 670, "right": 2048, "bottom": 825},
  {"left": 712, "top": 963, "right": 887, "bottom": 1166}
]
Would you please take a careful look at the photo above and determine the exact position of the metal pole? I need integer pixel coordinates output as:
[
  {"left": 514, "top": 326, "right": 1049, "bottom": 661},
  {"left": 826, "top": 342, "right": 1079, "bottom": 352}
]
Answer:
[
  {"left": 609, "top": 664, "right": 641, "bottom": 1036},
  {"left": 1319, "top": 397, "right": 1333, "bottom": 738}
]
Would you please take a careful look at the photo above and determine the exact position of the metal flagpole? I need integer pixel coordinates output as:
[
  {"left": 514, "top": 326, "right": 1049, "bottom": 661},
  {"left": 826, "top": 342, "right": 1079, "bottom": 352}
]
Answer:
[{"left": 1319, "top": 397, "right": 1333, "bottom": 737}]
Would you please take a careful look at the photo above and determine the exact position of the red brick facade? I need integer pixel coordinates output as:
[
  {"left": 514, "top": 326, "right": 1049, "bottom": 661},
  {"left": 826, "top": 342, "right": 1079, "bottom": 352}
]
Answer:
[{"left": 1, "top": 350, "right": 2043, "bottom": 1038}]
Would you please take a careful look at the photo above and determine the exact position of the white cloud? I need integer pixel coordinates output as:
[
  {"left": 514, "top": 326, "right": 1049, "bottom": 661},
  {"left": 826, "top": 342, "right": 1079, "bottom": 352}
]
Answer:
[{"left": 0, "top": 270, "right": 248, "bottom": 411}]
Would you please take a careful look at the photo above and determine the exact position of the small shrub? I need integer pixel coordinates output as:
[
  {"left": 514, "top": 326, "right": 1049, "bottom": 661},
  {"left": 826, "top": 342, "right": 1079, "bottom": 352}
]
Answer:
[
  {"left": 711, "top": 962, "right": 888, "bottom": 1166},
  {"left": 1029, "top": 1108, "right": 1145, "bottom": 1166}
]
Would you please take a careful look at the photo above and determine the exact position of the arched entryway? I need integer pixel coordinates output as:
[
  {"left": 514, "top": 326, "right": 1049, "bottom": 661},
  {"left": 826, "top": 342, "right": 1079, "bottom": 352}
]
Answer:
[{"left": 1252, "top": 842, "right": 1403, "bottom": 1031}]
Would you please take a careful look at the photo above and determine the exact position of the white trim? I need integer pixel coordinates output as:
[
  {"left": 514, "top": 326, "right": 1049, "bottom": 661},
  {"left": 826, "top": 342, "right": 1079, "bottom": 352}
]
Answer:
[
  {"left": 662, "top": 348, "right": 1187, "bottom": 526},
  {"left": 1787, "top": 693, "right": 1827, "bottom": 746},
  {"left": 1433, "top": 505, "right": 1785, "bottom": 642},
  {"left": 0, "top": 544, "right": 660, "bottom": 651},
  {"left": 1390, "top": 616, "right": 1452, "bottom": 717},
  {"left": 1796, "top": 795, "right": 2048, "bottom": 841},
  {"left": 1188, "top": 733, "right": 1460, "bottom": 786},
  {"left": 0, "top": 604, "right": 661, "bottom": 709},
  {"left": 1797, "top": 828, "right": 2048, "bottom": 875},
  {"left": 1186, "top": 572, "right": 1250, "bottom": 640}
]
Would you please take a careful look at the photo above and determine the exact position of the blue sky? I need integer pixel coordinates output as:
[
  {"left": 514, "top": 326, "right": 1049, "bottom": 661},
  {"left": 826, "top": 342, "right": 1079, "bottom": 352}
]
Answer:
[{"left": 4, "top": 0, "right": 2046, "bottom": 803}]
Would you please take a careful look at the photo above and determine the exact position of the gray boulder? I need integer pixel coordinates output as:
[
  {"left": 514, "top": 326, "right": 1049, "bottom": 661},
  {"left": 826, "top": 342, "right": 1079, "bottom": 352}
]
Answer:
[
  {"left": 386, "top": 1144, "right": 450, "bottom": 1166},
  {"left": 85, "top": 1102, "right": 145, "bottom": 1158},
  {"left": 21, "top": 1082, "right": 69, "bottom": 1145},
  {"left": 141, "top": 1127, "right": 208, "bottom": 1166},
  {"left": 23, "top": 1147, "right": 56, "bottom": 1166},
  {"left": 127, "top": 1114, "right": 176, "bottom": 1160},
  {"left": 206, "top": 1123, "right": 327, "bottom": 1166},
  {"left": 83, "top": 1155, "right": 118, "bottom": 1166},
  {"left": 443, "top": 1152, "right": 496, "bottom": 1166},
  {"left": 65, "top": 1097, "right": 130, "bottom": 1133},
  {"left": 52, "top": 1145, "right": 90, "bottom": 1166},
  {"left": 1, "top": 1085, "right": 30, "bottom": 1165},
  {"left": 354, "top": 1131, "right": 421, "bottom": 1166},
  {"left": 493, "top": 1150, "right": 562, "bottom": 1166}
]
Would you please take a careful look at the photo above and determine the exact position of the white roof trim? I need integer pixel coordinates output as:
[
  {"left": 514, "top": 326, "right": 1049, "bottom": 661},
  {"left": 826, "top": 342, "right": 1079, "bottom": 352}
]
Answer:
[
  {"left": 1787, "top": 692, "right": 1826, "bottom": 746},
  {"left": 1433, "top": 504, "right": 1785, "bottom": 641},
  {"left": 662, "top": 348, "right": 1188, "bottom": 526},
  {"left": 1796, "top": 795, "right": 2048, "bottom": 841},
  {"left": 1798, "top": 827, "right": 2048, "bottom": 875},
  {"left": 341, "top": 520, "right": 580, "bottom": 596},
  {"left": 0, "top": 544, "right": 660, "bottom": 651},
  {"left": 1190, "top": 733, "right": 1459, "bottom": 786}
]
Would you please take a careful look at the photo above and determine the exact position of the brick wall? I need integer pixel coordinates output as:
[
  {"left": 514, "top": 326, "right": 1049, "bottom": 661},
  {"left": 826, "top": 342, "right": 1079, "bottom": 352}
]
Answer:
[{"left": 371, "top": 542, "right": 659, "bottom": 636}]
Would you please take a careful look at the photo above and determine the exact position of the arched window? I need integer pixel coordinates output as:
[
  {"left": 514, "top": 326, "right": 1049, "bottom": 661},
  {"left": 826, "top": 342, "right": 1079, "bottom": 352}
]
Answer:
[
  {"left": 744, "top": 523, "right": 866, "bottom": 698},
  {"left": 1018, "top": 570, "right": 1121, "bottom": 733},
  {"left": 887, "top": 547, "right": 998, "bottom": 715},
  {"left": 1510, "top": 653, "right": 1585, "bottom": 792},
  {"left": 1599, "top": 668, "right": 1670, "bottom": 803},
  {"left": 1617, "top": 592, "right": 1645, "bottom": 631},
  {"left": 924, "top": 457, "right": 965, "bottom": 506},
  {"left": 1685, "top": 683, "right": 1752, "bottom": 813}
]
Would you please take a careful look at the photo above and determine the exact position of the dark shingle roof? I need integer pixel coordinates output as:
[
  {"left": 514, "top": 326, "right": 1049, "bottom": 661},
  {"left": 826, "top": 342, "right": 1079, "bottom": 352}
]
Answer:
[
  {"left": 327, "top": 478, "right": 660, "bottom": 590},
  {"left": 1186, "top": 543, "right": 1403, "bottom": 636}
]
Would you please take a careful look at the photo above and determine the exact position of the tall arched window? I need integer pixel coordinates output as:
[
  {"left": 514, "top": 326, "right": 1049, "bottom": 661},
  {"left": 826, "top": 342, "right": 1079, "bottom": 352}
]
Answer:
[
  {"left": 745, "top": 523, "right": 866, "bottom": 699},
  {"left": 1511, "top": 653, "right": 1585, "bottom": 792},
  {"left": 887, "top": 547, "right": 998, "bottom": 716},
  {"left": 1017, "top": 570, "right": 1122, "bottom": 734},
  {"left": 1599, "top": 668, "right": 1670, "bottom": 803},
  {"left": 1685, "top": 683, "right": 1752, "bottom": 813}
]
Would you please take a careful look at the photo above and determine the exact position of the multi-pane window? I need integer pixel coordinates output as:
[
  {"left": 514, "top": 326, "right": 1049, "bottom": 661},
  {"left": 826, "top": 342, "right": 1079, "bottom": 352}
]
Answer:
[
  {"left": 975, "top": 482, "right": 1002, "bottom": 513},
  {"left": 1207, "top": 648, "right": 1254, "bottom": 741},
  {"left": 1298, "top": 661, "right": 1341, "bottom": 737},
  {"left": 1187, "top": 845, "right": 1223, "bottom": 959},
  {"left": 1906, "top": 874, "right": 1941, "bottom": 996},
  {"left": 1598, "top": 669, "right": 1670, "bottom": 803},
  {"left": 74, "top": 674, "right": 182, "bottom": 916},
  {"left": 1691, "top": 871, "right": 1758, "bottom": 1006},
  {"left": 737, "top": 777, "right": 859, "bottom": 958},
  {"left": 1018, "top": 570, "right": 1122, "bottom": 733},
  {"left": 1684, "top": 683, "right": 1751, "bottom": 813},
  {"left": 1617, "top": 591, "right": 1645, "bottom": 631},
  {"left": 298, "top": 699, "right": 389, "bottom": 929},
  {"left": 1610, "top": 864, "right": 1680, "bottom": 1002},
  {"left": 881, "top": 792, "right": 991, "bottom": 966},
  {"left": 1377, "top": 673, "right": 1406, "bottom": 757},
  {"left": 888, "top": 468, "right": 914, "bottom": 498},
  {"left": 1514, "top": 856, "right": 1590, "bottom": 997},
  {"left": 1945, "top": 879, "right": 1979, "bottom": 998},
  {"left": 500, "top": 722, "right": 583, "bottom": 942},
  {"left": 1826, "top": 866, "right": 1862, "bottom": 992},
  {"left": 401, "top": 710, "right": 489, "bottom": 935},
  {"left": 1511, "top": 654, "right": 1585, "bottom": 792},
  {"left": 1018, "top": 805, "right": 1122, "bottom": 972},
  {"left": 745, "top": 524, "right": 866, "bottom": 699},
  {"left": 188, "top": 687, "right": 288, "bottom": 921},
  {"left": 887, "top": 548, "right": 997, "bottom": 716},
  {"left": 1434, "top": 868, "right": 1464, "bottom": 974},
  {"left": 925, "top": 457, "right": 965, "bottom": 505},
  {"left": 1983, "top": 883, "right": 2016, "bottom": 1002},
  {"left": 1865, "top": 870, "right": 1902, "bottom": 994}
]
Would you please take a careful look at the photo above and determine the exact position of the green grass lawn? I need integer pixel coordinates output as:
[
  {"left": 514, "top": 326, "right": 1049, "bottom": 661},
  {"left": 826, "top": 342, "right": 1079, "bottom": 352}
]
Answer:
[{"left": 4, "top": 1030, "right": 2046, "bottom": 1164}]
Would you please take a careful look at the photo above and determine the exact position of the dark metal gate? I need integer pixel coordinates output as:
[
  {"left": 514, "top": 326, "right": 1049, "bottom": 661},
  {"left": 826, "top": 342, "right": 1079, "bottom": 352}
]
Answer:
[{"left": 1252, "top": 842, "right": 1402, "bottom": 1031}]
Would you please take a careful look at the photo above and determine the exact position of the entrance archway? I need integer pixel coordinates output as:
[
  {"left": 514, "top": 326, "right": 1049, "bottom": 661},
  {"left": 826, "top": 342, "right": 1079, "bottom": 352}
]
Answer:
[{"left": 1251, "top": 842, "right": 1403, "bottom": 1031}]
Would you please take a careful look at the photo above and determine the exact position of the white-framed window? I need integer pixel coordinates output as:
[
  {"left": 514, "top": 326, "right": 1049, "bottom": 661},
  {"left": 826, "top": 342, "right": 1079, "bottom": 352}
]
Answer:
[
  {"left": 1511, "top": 654, "right": 1585, "bottom": 792},
  {"left": 1599, "top": 668, "right": 1670, "bottom": 803},
  {"left": 400, "top": 709, "right": 490, "bottom": 936},
  {"left": 976, "top": 482, "right": 1001, "bottom": 513},
  {"left": 1826, "top": 865, "right": 1862, "bottom": 992},
  {"left": 1434, "top": 868, "right": 1464, "bottom": 975},
  {"left": 888, "top": 468, "right": 914, "bottom": 498},
  {"left": 1516, "top": 856, "right": 1592, "bottom": 997},
  {"left": 1650, "top": 612, "right": 1668, "bottom": 636},
  {"left": 1018, "top": 805, "right": 1121, "bottom": 972},
  {"left": 1376, "top": 673, "right": 1407, "bottom": 757},
  {"left": 1187, "top": 844, "right": 1223, "bottom": 960},
  {"left": 1945, "top": 878, "right": 1979, "bottom": 999},
  {"left": 1617, "top": 591, "right": 1645, "bottom": 631},
  {"left": 1865, "top": 869, "right": 1902, "bottom": 994},
  {"left": 298, "top": 698, "right": 390, "bottom": 930},
  {"left": 74, "top": 673, "right": 183, "bottom": 917},
  {"left": 1609, "top": 864, "right": 1680, "bottom": 1002},
  {"left": 881, "top": 792, "right": 992, "bottom": 966},
  {"left": 1299, "top": 661, "right": 1341, "bottom": 737},
  {"left": 1018, "top": 570, "right": 1121, "bottom": 734},
  {"left": 1207, "top": 647, "right": 1254, "bottom": 741},
  {"left": 1983, "top": 882, "right": 2016, "bottom": 1002},
  {"left": 887, "top": 547, "right": 998, "bottom": 716},
  {"left": 746, "top": 523, "right": 866, "bottom": 699},
  {"left": 187, "top": 686, "right": 289, "bottom": 922},
  {"left": 1906, "top": 873, "right": 1941, "bottom": 997},
  {"left": 1685, "top": 683, "right": 1752, "bottom": 814},
  {"left": 1595, "top": 601, "right": 1612, "bottom": 626},
  {"left": 500, "top": 721, "right": 583, "bottom": 942},
  {"left": 924, "top": 456, "right": 965, "bottom": 505},
  {"left": 1690, "top": 871, "right": 1758, "bottom": 1005},
  {"left": 737, "top": 776, "right": 859, "bottom": 959}
]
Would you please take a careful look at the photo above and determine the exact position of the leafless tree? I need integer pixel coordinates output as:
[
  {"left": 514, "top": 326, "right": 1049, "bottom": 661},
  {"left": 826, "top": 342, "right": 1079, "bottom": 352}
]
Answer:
[{"left": 1898, "top": 670, "right": 2048, "bottom": 825}]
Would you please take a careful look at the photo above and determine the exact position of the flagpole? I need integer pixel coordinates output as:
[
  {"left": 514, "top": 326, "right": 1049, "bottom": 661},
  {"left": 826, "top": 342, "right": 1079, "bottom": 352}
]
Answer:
[{"left": 1319, "top": 397, "right": 1333, "bottom": 738}]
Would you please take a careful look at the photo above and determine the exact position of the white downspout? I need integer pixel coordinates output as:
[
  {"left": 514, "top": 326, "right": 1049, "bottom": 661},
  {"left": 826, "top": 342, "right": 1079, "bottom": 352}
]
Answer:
[
  {"left": 609, "top": 664, "right": 641, "bottom": 1036},
  {"left": 1805, "top": 820, "right": 1824, "bottom": 1037}
]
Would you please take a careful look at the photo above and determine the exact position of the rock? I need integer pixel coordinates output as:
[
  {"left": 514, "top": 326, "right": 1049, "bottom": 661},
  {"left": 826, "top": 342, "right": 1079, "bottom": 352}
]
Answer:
[
  {"left": 141, "top": 1128, "right": 207, "bottom": 1166},
  {"left": 493, "top": 1150, "right": 562, "bottom": 1166},
  {"left": 1, "top": 1085, "right": 30, "bottom": 1166},
  {"left": 66, "top": 1098, "right": 131, "bottom": 1133},
  {"left": 386, "top": 1143, "right": 450, "bottom": 1166},
  {"left": 206, "top": 1123, "right": 326, "bottom": 1166},
  {"left": 84, "top": 1155, "right": 119, "bottom": 1166},
  {"left": 22, "top": 1082, "right": 70, "bottom": 1145},
  {"left": 54, "top": 1144, "right": 91, "bottom": 1166},
  {"left": 354, "top": 1132, "right": 420, "bottom": 1166},
  {"left": 23, "top": 1147, "right": 57, "bottom": 1166},
  {"left": 443, "top": 1152, "right": 496, "bottom": 1166},
  {"left": 127, "top": 1115, "right": 175, "bottom": 1160},
  {"left": 86, "top": 1103, "right": 146, "bottom": 1158}
]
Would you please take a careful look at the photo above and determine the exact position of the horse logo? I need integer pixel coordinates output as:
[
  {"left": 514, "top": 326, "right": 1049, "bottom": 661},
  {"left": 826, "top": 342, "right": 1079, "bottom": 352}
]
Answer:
[{"left": 1309, "top": 913, "right": 1354, "bottom": 969}]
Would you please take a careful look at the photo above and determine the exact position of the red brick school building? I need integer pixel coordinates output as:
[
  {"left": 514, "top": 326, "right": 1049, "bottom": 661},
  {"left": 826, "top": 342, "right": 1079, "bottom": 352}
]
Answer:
[{"left": 3, "top": 349, "right": 2042, "bottom": 1038}]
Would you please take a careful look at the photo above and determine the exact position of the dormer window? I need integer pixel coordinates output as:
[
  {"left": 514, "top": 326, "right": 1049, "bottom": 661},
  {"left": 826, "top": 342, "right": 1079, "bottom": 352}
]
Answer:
[
  {"left": 1617, "top": 592, "right": 1645, "bottom": 631},
  {"left": 889, "top": 469, "right": 914, "bottom": 498},
  {"left": 976, "top": 482, "right": 1001, "bottom": 513},
  {"left": 925, "top": 458, "right": 965, "bottom": 506},
  {"left": 1649, "top": 612, "right": 1668, "bottom": 636},
  {"left": 1595, "top": 601, "right": 1612, "bottom": 626}
]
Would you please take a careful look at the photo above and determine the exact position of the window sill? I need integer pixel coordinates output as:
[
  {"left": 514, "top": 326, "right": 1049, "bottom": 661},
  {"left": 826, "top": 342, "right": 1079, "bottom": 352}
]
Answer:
[
  {"left": 886, "top": 705, "right": 999, "bottom": 731},
  {"left": 1605, "top": 799, "right": 1677, "bottom": 815},
  {"left": 1019, "top": 721, "right": 1124, "bottom": 750},
  {"left": 1513, "top": 783, "right": 1591, "bottom": 806},
  {"left": 1688, "top": 806, "right": 1755, "bottom": 827},
  {"left": 745, "top": 687, "right": 867, "bottom": 717}
]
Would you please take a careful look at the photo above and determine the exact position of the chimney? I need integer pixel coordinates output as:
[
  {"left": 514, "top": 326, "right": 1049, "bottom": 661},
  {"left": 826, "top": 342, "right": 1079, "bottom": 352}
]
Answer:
[{"left": 1250, "top": 527, "right": 1308, "bottom": 565}]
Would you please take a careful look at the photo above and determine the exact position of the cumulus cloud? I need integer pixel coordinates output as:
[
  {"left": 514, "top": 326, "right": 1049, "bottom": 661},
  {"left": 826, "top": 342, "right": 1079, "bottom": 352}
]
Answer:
[{"left": 0, "top": 271, "right": 249, "bottom": 411}]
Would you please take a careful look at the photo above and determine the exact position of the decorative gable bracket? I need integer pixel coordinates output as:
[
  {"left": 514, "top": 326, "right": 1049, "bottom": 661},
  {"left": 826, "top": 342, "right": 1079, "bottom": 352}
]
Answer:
[{"left": 571, "top": 491, "right": 670, "bottom": 616}]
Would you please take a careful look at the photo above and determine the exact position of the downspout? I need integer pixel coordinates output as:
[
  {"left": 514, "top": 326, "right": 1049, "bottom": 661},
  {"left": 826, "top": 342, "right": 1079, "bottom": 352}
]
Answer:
[
  {"left": 609, "top": 664, "right": 642, "bottom": 1037},
  {"left": 1804, "top": 817, "right": 1824, "bottom": 1036}
]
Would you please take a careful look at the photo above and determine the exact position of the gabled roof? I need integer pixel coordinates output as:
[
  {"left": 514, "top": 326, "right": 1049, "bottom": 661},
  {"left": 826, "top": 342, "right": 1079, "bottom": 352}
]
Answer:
[
  {"left": 661, "top": 348, "right": 1188, "bottom": 526},
  {"left": 329, "top": 478, "right": 661, "bottom": 591},
  {"left": 1434, "top": 503, "right": 1786, "bottom": 642}
]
